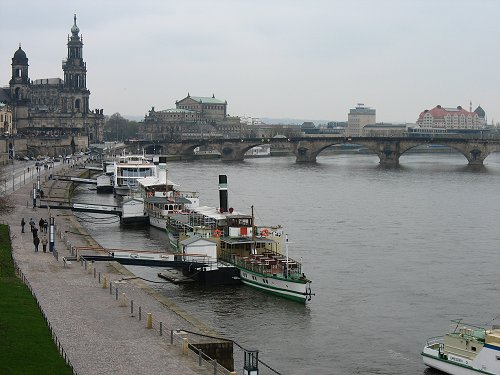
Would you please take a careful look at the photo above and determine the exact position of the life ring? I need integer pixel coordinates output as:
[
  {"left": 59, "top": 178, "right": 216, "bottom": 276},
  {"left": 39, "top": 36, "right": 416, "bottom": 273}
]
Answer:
[
  {"left": 213, "top": 229, "right": 222, "bottom": 238},
  {"left": 261, "top": 228, "right": 270, "bottom": 237}
]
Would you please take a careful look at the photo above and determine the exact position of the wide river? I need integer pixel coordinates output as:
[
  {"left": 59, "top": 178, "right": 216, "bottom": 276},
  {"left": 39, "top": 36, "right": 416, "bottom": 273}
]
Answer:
[{"left": 74, "top": 151, "right": 500, "bottom": 374}]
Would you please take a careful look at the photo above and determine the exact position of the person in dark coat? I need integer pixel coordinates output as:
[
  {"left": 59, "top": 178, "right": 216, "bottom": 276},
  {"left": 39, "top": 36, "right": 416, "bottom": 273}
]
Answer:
[
  {"left": 43, "top": 219, "right": 48, "bottom": 233},
  {"left": 39, "top": 218, "right": 44, "bottom": 231},
  {"left": 21, "top": 218, "right": 26, "bottom": 233},
  {"left": 32, "top": 227, "right": 38, "bottom": 239},
  {"left": 33, "top": 236, "right": 40, "bottom": 252}
]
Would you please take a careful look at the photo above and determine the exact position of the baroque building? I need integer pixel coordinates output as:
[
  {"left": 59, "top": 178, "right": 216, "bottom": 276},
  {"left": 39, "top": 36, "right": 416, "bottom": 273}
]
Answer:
[
  {"left": 0, "top": 15, "right": 104, "bottom": 144},
  {"left": 140, "top": 94, "right": 244, "bottom": 140}
]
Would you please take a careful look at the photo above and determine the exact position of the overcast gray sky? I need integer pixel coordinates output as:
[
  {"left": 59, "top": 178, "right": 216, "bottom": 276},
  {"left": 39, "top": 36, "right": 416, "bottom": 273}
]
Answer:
[{"left": 1, "top": 0, "right": 499, "bottom": 123}]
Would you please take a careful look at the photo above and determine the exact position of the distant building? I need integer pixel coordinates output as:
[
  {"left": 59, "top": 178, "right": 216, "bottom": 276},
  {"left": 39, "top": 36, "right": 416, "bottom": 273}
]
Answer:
[
  {"left": 416, "top": 105, "right": 485, "bottom": 129},
  {"left": 0, "top": 103, "right": 13, "bottom": 136},
  {"left": 346, "top": 103, "right": 376, "bottom": 136},
  {"left": 0, "top": 15, "right": 104, "bottom": 143},
  {"left": 141, "top": 94, "right": 244, "bottom": 140}
]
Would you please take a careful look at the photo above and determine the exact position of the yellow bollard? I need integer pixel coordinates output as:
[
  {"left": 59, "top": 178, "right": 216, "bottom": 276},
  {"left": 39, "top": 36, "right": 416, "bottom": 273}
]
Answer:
[
  {"left": 102, "top": 275, "right": 107, "bottom": 289},
  {"left": 182, "top": 337, "right": 188, "bottom": 355},
  {"left": 119, "top": 293, "right": 128, "bottom": 307},
  {"left": 146, "top": 313, "right": 152, "bottom": 329}
]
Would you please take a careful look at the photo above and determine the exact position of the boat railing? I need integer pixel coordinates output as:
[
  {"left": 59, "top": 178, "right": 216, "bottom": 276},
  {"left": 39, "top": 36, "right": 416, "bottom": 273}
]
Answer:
[
  {"left": 219, "top": 250, "right": 303, "bottom": 278},
  {"left": 425, "top": 336, "right": 443, "bottom": 346}
]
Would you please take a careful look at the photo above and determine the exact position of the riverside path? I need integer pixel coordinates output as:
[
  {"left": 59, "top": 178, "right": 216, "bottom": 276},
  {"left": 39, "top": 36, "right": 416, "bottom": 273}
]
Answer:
[{"left": 3, "top": 163, "right": 225, "bottom": 375}]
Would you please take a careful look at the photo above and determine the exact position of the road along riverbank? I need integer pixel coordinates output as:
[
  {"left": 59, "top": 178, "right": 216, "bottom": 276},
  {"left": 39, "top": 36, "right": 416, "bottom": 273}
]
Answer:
[{"left": 5, "top": 164, "right": 234, "bottom": 375}]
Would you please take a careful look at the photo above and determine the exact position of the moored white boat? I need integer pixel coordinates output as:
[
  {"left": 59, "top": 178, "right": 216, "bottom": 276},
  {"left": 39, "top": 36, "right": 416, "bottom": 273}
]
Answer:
[
  {"left": 422, "top": 319, "right": 500, "bottom": 375},
  {"left": 135, "top": 165, "right": 313, "bottom": 302},
  {"left": 113, "top": 154, "right": 155, "bottom": 196}
]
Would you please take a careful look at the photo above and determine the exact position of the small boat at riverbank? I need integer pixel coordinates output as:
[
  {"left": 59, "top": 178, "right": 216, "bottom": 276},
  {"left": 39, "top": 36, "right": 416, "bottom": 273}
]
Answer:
[{"left": 422, "top": 319, "right": 500, "bottom": 374}]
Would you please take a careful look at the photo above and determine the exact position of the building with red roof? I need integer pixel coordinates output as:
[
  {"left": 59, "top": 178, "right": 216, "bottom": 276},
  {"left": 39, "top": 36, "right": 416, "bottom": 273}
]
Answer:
[{"left": 416, "top": 105, "right": 485, "bottom": 129}]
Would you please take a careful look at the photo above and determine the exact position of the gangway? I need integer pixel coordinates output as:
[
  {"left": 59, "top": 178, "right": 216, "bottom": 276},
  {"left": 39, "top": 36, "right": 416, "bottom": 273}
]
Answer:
[
  {"left": 39, "top": 201, "right": 122, "bottom": 216},
  {"left": 53, "top": 175, "right": 97, "bottom": 184},
  {"left": 82, "top": 166, "right": 104, "bottom": 171}
]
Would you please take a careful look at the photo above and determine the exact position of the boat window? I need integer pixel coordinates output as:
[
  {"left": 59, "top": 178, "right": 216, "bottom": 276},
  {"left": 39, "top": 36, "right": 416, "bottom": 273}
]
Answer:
[{"left": 471, "top": 346, "right": 476, "bottom": 352}]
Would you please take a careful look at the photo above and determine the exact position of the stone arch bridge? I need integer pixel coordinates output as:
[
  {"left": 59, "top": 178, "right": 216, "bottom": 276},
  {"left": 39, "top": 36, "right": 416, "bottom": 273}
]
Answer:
[{"left": 126, "top": 135, "right": 500, "bottom": 166}]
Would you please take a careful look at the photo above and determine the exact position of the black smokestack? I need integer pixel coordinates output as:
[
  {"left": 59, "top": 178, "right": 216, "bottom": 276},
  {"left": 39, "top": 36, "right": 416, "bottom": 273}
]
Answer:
[{"left": 219, "top": 175, "right": 228, "bottom": 213}]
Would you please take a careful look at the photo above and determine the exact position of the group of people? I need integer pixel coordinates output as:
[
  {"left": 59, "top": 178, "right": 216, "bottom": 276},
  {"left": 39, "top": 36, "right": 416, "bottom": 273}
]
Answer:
[{"left": 21, "top": 217, "right": 50, "bottom": 253}]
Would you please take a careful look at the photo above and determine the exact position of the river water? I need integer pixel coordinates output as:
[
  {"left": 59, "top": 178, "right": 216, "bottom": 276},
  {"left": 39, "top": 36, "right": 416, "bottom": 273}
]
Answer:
[{"left": 74, "top": 151, "right": 500, "bottom": 374}]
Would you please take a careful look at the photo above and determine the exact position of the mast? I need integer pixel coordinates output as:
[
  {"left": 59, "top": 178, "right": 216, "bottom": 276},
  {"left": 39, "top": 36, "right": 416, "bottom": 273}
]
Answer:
[
  {"left": 251, "top": 205, "right": 256, "bottom": 255},
  {"left": 285, "top": 234, "right": 289, "bottom": 278}
]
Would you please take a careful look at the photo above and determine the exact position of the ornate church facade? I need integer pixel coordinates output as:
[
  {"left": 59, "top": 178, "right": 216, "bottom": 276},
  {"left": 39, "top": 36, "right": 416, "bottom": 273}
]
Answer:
[{"left": 0, "top": 15, "right": 104, "bottom": 145}]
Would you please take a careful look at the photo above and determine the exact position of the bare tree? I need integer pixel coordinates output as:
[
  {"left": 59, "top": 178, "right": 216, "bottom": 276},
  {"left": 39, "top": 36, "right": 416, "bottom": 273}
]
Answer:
[{"left": 0, "top": 163, "right": 14, "bottom": 214}]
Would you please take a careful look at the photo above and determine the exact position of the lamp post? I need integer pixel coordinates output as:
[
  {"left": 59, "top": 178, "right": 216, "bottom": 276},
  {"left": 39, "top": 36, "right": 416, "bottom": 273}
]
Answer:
[
  {"left": 49, "top": 217, "right": 55, "bottom": 252},
  {"left": 243, "top": 349, "right": 259, "bottom": 375},
  {"left": 32, "top": 183, "right": 36, "bottom": 208}
]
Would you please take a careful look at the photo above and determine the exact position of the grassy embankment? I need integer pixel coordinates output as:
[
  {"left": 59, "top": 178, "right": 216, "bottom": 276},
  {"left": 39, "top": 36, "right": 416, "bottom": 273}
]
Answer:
[{"left": 0, "top": 225, "right": 73, "bottom": 374}]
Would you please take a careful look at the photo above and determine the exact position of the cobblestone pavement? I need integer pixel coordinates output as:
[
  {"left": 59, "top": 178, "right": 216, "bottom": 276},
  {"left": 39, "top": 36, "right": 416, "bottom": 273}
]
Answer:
[{"left": 5, "top": 164, "right": 220, "bottom": 375}]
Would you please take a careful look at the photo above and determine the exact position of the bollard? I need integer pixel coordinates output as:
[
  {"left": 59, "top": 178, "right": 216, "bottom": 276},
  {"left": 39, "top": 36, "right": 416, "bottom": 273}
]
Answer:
[
  {"left": 93, "top": 268, "right": 96, "bottom": 278},
  {"left": 139, "top": 306, "right": 142, "bottom": 321},
  {"left": 98, "top": 272, "right": 101, "bottom": 283},
  {"left": 171, "top": 330, "right": 174, "bottom": 344},
  {"left": 131, "top": 300, "right": 134, "bottom": 315},
  {"left": 115, "top": 288, "right": 118, "bottom": 300},
  {"left": 160, "top": 322, "right": 163, "bottom": 336},
  {"left": 198, "top": 348, "right": 202, "bottom": 366},
  {"left": 109, "top": 282, "right": 112, "bottom": 295},
  {"left": 119, "top": 293, "right": 127, "bottom": 307},
  {"left": 182, "top": 338, "right": 188, "bottom": 355},
  {"left": 102, "top": 276, "right": 107, "bottom": 289},
  {"left": 84, "top": 260, "right": 87, "bottom": 270},
  {"left": 146, "top": 313, "right": 152, "bottom": 329}
]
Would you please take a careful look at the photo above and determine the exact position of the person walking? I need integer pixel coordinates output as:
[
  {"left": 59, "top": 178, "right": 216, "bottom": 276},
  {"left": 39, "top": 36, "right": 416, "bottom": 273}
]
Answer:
[
  {"left": 32, "top": 226, "right": 38, "bottom": 239},
  {"left": 43, "top": 219, "right": 48, "bottom": 233},
  {"left": 21, "top": 218, "right": 26, "bottom": 233},
  {"left": 33, "top": 236, "right": 40, "bottom": 252},
  {"left": 39, "top": 218, "right": 44, "bottom": 231},
  {"left": 41, "top": 235, "right": 48, "bottom": 253}
]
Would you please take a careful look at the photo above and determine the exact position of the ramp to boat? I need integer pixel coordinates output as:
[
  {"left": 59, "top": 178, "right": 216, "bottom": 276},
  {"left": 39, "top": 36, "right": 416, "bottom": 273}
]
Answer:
[
  {"left": 53, "top": 175, "right": 97, "bottom": 184},
  {"left": 38, "top": 201, "right": 122, "bottom": 216}
]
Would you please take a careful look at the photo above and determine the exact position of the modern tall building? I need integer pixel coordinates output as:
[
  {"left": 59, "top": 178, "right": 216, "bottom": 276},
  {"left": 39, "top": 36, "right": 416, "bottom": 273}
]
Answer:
[
  {"left": 0, "top": 15, "right": 104, "bottom": 143},
  {"left": 416, "top": 105, "right": 485, "bottom": 129},
  {"left": 346, "top": 103, "right": 376, "bottom": 136}
]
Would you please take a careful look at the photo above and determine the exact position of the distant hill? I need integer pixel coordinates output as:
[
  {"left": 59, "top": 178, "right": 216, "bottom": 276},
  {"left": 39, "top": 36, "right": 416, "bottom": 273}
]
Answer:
[{"left": 121, "top": 114, "right": 144, "bottom": 122}]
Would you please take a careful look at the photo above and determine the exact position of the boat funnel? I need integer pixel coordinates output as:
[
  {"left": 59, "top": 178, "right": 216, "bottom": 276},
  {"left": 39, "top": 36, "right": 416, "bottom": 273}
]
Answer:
[{"left": 218, "top": 175, "right": 228, "bottom": 213}]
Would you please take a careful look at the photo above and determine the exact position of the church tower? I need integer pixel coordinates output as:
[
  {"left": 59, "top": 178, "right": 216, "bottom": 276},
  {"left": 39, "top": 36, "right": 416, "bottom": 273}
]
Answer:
[
  {"left": 9, "top": 45, "right": 30, "bottom": 131},
  {"left": 61, "top": 14, "right": 89, "bottom": 114}
]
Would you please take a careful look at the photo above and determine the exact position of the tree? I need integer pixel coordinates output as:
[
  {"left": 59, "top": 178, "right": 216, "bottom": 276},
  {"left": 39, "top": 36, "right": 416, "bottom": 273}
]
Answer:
[
  {"left": 0, "top": 164, "right": 14, "bottom": 214},
  {"left": 103, "top": 113, "right": 139, "bottom": 141}
]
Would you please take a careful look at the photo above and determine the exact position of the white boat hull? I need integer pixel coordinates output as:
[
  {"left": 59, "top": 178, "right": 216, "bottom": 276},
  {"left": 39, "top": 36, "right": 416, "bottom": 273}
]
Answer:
[
  {"left": 422, "top": 355, "right": 482, "bottom": 375},
  {"left": 149, "top": 216, "right": 167, "bottom": 230},
  {"left": 239, "top": 268, "right": 311, "bottom": 303}
]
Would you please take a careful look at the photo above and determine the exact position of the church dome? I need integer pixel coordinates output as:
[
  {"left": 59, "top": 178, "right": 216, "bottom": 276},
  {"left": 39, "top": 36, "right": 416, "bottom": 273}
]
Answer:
[{"left": 13, "top": 46, "right": 28, "bottom": 64}]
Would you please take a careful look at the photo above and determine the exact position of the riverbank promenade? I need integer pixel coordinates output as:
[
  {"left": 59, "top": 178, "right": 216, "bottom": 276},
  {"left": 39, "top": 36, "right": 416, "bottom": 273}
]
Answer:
[{"left": 3, "top": 163, "right": 218, "bottom": 375}]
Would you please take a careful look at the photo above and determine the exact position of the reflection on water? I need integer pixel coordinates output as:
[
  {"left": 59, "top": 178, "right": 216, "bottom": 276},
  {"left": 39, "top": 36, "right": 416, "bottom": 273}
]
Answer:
[{"left": 75, "top": 152, "right": 500, "bottom": 374}]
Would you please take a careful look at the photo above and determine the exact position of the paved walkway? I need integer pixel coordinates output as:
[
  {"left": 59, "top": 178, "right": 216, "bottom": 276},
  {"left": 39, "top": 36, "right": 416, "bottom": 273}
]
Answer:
[{"left": 5, "top": 165, "right": 220, "bottom": 375}]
